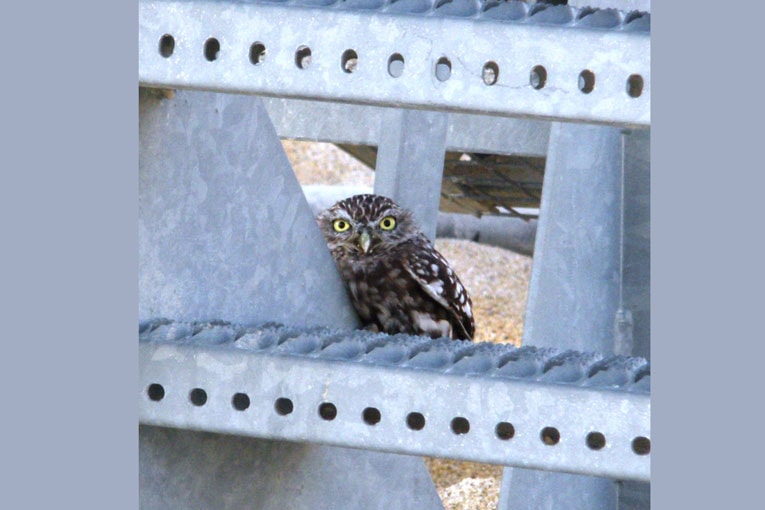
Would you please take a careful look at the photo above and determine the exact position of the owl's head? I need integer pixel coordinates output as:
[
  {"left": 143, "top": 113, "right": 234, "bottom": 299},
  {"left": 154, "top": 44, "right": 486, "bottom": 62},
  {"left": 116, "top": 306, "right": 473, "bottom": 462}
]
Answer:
[{"left": 317, "top": 194, "right": 421, "bottom": 257}]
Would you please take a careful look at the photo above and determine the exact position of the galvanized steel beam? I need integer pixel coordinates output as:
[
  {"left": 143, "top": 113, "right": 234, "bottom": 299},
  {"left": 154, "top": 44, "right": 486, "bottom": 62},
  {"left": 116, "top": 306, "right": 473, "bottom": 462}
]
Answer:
[
  {"left": 522, "top": 124, "right": 627, "bottom": 353},
  {"left": 262, "top": 97, "right": 552, "bottom": 158},
  {"left": 140, "top": 425, "right": 444, "bottom": 510},
  {"left": 499, "top": 124, "right": 651, "bottom": 509},
  {"left": 139, "top": 320, "right": 651, "bottom": 482},
  {"left": 139, "top": 0, "right": 650, "bottom": 127},
  {"left": 569, "top": 0, "right": 651, "bottom": 12},
  {"left": 374, "top": 109, "right": 449, "bottom": 241}
]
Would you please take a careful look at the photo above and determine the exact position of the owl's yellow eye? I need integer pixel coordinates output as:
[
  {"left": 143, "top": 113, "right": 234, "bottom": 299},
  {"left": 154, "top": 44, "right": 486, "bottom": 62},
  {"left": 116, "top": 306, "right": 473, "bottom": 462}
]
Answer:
[
  {"left": 379, "top": 216, "right": 397, "bottom": 231},
  {"left": 333, "top": 219, "right": 351, "bottom": 232}
]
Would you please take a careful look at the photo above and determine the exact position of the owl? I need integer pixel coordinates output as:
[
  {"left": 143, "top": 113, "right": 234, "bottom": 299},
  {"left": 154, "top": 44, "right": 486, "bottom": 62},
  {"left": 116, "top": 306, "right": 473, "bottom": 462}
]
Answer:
[{"left": 317, "top": 194, "right": 474, "bottom": 340}]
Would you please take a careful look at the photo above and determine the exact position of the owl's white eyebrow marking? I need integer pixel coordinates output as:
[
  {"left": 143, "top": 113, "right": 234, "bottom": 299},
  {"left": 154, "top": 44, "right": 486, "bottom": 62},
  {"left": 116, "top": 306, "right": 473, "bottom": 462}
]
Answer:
[{"left": 332, "top": 209, "right": 353, "bottom": 221}]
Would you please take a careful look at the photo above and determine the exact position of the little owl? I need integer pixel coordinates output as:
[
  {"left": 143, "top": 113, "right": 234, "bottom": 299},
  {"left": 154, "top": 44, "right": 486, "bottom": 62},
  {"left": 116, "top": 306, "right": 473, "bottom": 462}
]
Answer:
[{"left": 317, "top": 194, "right": 474, "bottom": 340}]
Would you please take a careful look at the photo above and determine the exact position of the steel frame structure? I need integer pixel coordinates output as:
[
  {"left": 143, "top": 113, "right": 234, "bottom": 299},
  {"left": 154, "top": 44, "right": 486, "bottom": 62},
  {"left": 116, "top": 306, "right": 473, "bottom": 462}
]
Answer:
[
  {"left": 140, "top": 321, "right": 650, "bottom": 481},
  {"left": 138, "top": 1, "right": 651, "bottom": 508},
  {"left": 139, "top": 0, "right": 649, "bottom": 127}
]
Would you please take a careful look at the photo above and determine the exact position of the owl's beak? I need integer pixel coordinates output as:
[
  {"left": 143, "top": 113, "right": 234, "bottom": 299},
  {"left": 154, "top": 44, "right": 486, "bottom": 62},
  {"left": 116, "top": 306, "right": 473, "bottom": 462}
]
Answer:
[{"left": 358, "top": 229, "right": 372, "bottom": 254}]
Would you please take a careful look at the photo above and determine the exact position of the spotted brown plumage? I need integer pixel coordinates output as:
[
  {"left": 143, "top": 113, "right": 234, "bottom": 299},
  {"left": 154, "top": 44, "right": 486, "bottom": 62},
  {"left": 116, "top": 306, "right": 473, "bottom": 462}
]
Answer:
[{"left": 317, "top": 194, "right": 474, "bottom": 340}]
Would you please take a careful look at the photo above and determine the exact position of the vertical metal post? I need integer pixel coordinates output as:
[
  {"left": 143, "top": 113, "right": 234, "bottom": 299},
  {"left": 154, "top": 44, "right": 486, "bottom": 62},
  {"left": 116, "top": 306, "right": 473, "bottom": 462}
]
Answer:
[
  {"left": 621, "top": 128, "right": 650, "bottom": 361},
  {"left": 139, "top": 89, "right": 443, "bottom": 510},
  {"left": 616, "top": 128, "right": 651, "bottom": 508},
  {"left": 374, "top": 108, "right": 449, "bottom": 241},
  {"left": 520, "top": 123, "right": 625, "bottom": 352},
  {"left": 498, "top": 122, "right": 628, "bottom": 509}
]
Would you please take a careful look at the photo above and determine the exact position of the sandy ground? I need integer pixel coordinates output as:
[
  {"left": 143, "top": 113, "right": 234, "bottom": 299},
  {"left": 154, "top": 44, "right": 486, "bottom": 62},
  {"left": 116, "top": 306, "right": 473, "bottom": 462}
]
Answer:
[{"left": 284, "top": 139, "right": 533, "bottom": 509}]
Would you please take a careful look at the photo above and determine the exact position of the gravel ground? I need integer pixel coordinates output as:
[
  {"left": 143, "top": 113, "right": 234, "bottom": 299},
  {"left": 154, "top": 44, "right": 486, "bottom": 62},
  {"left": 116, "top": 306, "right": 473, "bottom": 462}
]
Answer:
[{"left": 284, "top": 139, "right": 533, "bottom": 509}]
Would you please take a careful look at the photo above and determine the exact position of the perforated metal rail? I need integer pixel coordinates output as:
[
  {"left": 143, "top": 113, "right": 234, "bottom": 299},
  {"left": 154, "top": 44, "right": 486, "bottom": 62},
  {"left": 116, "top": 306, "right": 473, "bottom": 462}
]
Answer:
[
  {"left": 139, "top": 0, "right": 650, "bottom": 127},
  {"left": 139, "top": 319, "right": 650, "bottom": 481}
]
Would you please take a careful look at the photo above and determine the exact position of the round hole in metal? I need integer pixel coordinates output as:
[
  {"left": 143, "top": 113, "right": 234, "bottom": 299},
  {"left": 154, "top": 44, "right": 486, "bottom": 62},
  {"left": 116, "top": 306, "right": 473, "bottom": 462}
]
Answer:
[
  {"left": 275, "top": 397, "right": 294, "bottom": 416},
  {"left": 362, "top": 407, "right": 381, "bottom": 425},
  {"left": 341, "top": 49, "right": 358, "bottom": 73},
  {"left": 627, "top": 74, "right": 644, "bottom": 98},
  {"left": 435, "top": 57, "right": 452, "bottom": 82},
  {"left": 319, "top": 402, "right": 337, "bottom": 421},
  {"left": 541, "top": 426, "right": 560, "bottom": 445},
  {"left": 482, "top": 61, "right": 499, "bottom": 86},
  {"left": 232, "top": 392, "right": 250, "bottom": 411},
  {"left": 579, "top": 69, "right": 595, "bottom": 94},
  {"left": 249, "top": 42, "right": 266, "bottom": 65},
  {"left": 406, "top": 412, "right": 426, "bottom": 430},
  {"left": 189, "top": 388, "right": 207, "bottom": 406},
  {"left": 451, "top": 417, "right": 470, "bottom": 435},
  {"left": 388, "top": 53, "right": 405, "bottom": 78},
  {"left": 632, "top": 436, "right": 651, "bottom": 455},
  {"left": 204, "top": 38, "right": 220, "bottom": 62},
  {"left": 495, "top": 422, "right": 515, "bottom": 440},
  {"left": 295, "top": 45, "right": 312, "bottom": 69},
  {"left": 530, "top": 65, "right": 547, "bottom": 89},
  {"left": 158, "top": 34, "right": 175, "bottom": 58},
  {"left": 586, "top": 431, "right": 606, "bottom": 450},
  {"left": 147, "top": 383, "right": 165, "bottom": 401}
]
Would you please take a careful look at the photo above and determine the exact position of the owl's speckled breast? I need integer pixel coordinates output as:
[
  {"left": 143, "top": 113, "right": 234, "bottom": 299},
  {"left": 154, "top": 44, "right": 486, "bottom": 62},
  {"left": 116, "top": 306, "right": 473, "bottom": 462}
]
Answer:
[{"left": 338, "top": 245, "right": 453, "bottom": 338}]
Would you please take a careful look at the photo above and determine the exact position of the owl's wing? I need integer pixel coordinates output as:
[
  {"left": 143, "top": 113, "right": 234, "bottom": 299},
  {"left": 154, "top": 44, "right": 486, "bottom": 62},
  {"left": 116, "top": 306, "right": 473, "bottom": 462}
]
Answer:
[{"left": 402, "top": 240, "right": 475, "bottom": 340}]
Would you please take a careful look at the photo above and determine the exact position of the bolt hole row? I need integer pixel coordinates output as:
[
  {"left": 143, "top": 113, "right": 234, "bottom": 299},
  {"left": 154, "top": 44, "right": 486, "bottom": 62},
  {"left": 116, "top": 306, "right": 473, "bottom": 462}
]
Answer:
[
  {"left": 146, "top": 383, "right": 650, "bottom": 455},
  {"left": 156, "top": 34, "right": 644, "bottom": 97}
]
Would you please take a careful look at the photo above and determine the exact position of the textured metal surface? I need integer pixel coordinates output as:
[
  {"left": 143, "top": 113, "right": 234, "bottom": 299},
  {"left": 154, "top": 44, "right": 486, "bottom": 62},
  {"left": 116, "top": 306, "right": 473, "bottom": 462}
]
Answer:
[
  {"left": 522, "top": 123, "right": 626, "bottom": 352},
  {"left": 610, "top": 127, "right": 652, "bottom": 510},
  {"left": 500, "top": 124, "right": 651, "bottom": 509},
  {"left": 618, "top": 480, "right": 651, "bottom": 510},
  {"left": 139, "top": 320, "right": 650, "bottom": 481},
  {"left": 373, "top": 109, "right": 448, "bottom": 240},
  {"left": 262, "top": 97, "right": 551, "bottom": 157},
  {"left": 140, "top": 425, "right": 443, "bottom": 510},
  {"left": 569, "top": 0, "right": 651, "bottom": 12},
  {"left": 139, "top": 88, "right": 359, "bottom": 327},
  {"left": 139, "top": 88, "right": 445, "bottom": 508},
  {"left": 500, "top": 470, "right": 618, "bottom": 510},
  {"left": 139, "top": 0, "right": 650, "bottom": 127},
  {"left": 622, "top": 128, "right": 650, "bottom": 360}
]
